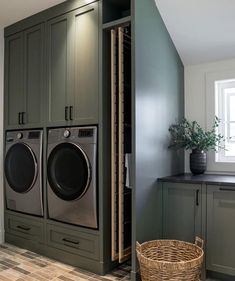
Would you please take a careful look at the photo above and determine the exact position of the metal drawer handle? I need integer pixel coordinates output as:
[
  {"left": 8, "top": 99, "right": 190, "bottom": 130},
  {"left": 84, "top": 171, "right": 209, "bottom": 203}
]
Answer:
[
  {"left": 17, "top": 225, "right": 31, "bottom": 231},
  {"left": 196, "top": 189, "right": 199, "bottom": 206},
  {"left": 219, "top": 187, "right": 235, "bottom": 192},
  {"left": 62, "top": 238, "right": 80, "bottom": 245},
  {"left": 21, "top": 112, "right": 25, "bottom": 125}
]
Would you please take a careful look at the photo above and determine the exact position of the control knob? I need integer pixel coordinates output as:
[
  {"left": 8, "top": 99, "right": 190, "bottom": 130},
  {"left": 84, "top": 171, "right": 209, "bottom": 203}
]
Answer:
[
  {"left": 17, "top": 133, "right": 23, "bottom": 139},
  {"left": 64, "top": 130, "right": 71, "bottom": 138}
]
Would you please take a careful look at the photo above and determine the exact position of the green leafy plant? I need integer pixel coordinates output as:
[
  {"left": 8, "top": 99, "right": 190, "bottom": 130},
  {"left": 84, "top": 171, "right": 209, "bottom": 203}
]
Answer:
[{"left": 169, "top": 117, "right": 225, "bottom": 152}]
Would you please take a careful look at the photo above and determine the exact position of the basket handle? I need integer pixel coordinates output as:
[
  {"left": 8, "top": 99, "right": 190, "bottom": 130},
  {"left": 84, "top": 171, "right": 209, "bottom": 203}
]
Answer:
[
  {"left": 195, "top": 236, "right": 204, "bottom": 249},
  {"left": 136, "top": 241, "right": 141, "bottom": 253}
]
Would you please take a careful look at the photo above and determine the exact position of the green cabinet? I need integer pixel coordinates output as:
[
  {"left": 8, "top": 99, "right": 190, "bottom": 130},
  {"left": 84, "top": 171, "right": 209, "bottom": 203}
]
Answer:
[
  {"left": 162, "top": 182, "right": 202, "bottom": 242},
  {"left": 207, "top": 185, "right": 235, "bottom": 276},
  {"left": 47, "top": 2, "right": 99, "bottom": 126},
  {"left": 5, "top": 212, "right": 44, "bottom": 244},
  {"left": 5, "top": 24, "right": 44, "bottom": 129}
]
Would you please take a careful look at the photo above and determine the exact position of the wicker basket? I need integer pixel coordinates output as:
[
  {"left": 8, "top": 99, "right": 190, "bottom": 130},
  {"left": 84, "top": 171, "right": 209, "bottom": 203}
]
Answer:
[{"left": 136, "top": 237, "right": 204, "bottom": 281}]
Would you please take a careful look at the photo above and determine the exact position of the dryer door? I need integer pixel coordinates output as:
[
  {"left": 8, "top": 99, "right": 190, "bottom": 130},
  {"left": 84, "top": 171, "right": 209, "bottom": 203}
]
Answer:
[
  {"left": 5, "top": 143, "right": 38, "bottom": 193},
  {"left": 47, "top": 143, "right": 91, "bottom": 201}
]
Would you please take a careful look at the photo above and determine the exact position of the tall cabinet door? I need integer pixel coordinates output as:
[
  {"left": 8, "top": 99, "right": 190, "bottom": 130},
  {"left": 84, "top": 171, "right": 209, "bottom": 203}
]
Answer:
[
  {"left": 207, "top": 185, "right": 235, "bottom": 276},
  {"left": 70, "top": 3, "right": 99, "bottom": 125},
  {"left": 24, "top": 24, "right": 44, "bottom": 126},
  {"left": 5, "top": 32, "right": 24, "bottom": 128},
  {"left": 163, "top": 182, "right": 202, "bottom": 242},
  {"left": 47, "top": 14, "right": 72, "bottom": 125}
]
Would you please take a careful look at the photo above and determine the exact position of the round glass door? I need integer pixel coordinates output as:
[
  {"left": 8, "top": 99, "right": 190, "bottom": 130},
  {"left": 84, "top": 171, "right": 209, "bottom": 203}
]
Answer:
[
  {"left": 47, "top": 143, "right": 91, "bottom": 201},
  {"left": 5, "top": 143, "right": 38, "bottom": 193}
]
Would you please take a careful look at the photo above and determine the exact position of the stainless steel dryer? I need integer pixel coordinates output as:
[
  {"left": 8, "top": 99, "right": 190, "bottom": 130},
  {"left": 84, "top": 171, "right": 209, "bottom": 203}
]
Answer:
[
  {"left": 47, "top": 127, "right": 97, "bottom": 229},
  {"left": 5, "top": 130, "right": 43, "bottom": 216}
]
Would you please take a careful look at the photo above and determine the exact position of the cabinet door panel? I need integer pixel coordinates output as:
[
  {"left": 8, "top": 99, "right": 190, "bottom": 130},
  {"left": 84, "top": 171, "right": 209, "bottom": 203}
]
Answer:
[
  {"left": 24, "top": 24, "right": 44, "bottom": 126},
  {"left": 207, "top": 185, "right": 235, "bottom": 276},
  {"left": 47, "top": 15, "right": 71, "bottom": 124},
  {"left": 163, "top": 183, "right": 201, "bottom": 243},
  {"left": 72, "top": 3, "right": 99, "bottom": 124},
  {"left": 5, "top": 33, "right": 24, "bottom": 127}
]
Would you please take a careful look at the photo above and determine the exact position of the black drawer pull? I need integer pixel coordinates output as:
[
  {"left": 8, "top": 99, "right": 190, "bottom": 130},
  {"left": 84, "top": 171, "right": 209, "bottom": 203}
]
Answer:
[
  {"left": 219, "top": 187, "right": 235, "bottom": 192},
  {"left": 21, "top": 112, "right": 25, "bottom": 125},
  {"left": 196, "top": 189, "right": 199, "bottom": 206},
  {"left": 62, "top": 238, "right": 79, "bottom": 245},
  {"left": 17, "top": 225, "right": 31, "bottom": 231},
  {"left": 69, "top": 106, "right": 73, "bottom": 121},
  {"left": 65, "top": 106, "right": 69, "bottom": 121}
]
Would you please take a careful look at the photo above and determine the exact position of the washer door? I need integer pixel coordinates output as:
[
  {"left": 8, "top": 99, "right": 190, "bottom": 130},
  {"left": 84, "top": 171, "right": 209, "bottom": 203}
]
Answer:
[
  {"left": 47, "top": 143, "right": 91, "bottom": 201},
  {"left": 5, "top": 143, "right": 38, "bottom": 193}
]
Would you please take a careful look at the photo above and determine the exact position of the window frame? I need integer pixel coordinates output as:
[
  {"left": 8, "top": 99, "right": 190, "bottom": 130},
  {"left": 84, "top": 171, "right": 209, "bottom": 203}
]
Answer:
[
  {"left": 215, "top": 80, "right": 235, "bottom": 162},
  {"left": 206, "top": 71, "right": 235, "bottom": 172}
]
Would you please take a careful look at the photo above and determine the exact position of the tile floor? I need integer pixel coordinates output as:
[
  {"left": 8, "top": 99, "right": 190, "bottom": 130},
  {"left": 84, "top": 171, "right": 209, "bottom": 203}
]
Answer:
[
  {"left": 0, "top": 243, "right": 223, "bottom": 281},
  {"left": 0, "top": 243, "right": 131, "bottom": 281}
]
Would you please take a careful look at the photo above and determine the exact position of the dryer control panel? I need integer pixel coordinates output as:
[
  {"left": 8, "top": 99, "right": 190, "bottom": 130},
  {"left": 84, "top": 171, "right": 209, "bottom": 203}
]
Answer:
[{"left": 48, "top": 127, "right": 97, "bottom": 144}]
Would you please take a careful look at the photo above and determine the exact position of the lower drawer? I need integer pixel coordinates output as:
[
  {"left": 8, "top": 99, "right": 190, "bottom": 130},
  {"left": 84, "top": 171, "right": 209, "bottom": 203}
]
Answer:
[
  {"left": 46, "top": 224, "right": 100, "bottom": 260},
  {"left": 5, "top": 213, "right": 44, "bottom": 243}
]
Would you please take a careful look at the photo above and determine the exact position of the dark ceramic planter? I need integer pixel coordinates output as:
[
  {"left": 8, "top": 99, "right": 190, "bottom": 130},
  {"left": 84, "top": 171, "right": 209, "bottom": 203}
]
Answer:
[{"left": 190, "top": 149, "right": 207, "bottom": 175}]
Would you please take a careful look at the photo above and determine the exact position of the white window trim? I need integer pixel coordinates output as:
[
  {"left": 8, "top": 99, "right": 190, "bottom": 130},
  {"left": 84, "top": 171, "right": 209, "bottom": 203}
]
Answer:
[
  {"left": 206, "top": 70, "right": 235, "bottom": 172},
  {"left": 215, "top": 81, "right": 235, "bottom": 163}
]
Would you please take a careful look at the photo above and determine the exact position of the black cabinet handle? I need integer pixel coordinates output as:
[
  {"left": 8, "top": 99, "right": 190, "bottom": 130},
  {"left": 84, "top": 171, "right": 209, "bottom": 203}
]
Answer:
[
  {"left": 18, "top": 112, "right": 21, "bottom": 125},
  {"left": 69, "top": 106, "right": 73, "bottom": 121},
  {"left": 62, "top": 238, "right": 79, "bottom": 245},
  {"left": 196, "top": 189, "right": 199, "bottom": 206},
  {"left": 219, "top": 187, "right": 235, "bottom": 192},
  {"left": 65, "top": 106, "right": 69, "bottom": 121},
  {"left": 17, "top": 225, "right": 31, "bottom": 231},
  {"left": 21, "top": 112, "right": 25, "bottom": 125}
]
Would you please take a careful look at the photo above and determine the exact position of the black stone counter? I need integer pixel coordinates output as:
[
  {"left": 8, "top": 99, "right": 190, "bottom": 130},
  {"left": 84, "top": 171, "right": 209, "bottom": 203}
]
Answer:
[{"left": 158, "top": 173, "right": 235, "bottom": 186}]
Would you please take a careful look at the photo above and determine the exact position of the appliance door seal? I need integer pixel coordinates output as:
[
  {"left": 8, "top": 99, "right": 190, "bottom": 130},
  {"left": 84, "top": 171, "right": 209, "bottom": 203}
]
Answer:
[
  {"left": 5, "top": 143, "right": 38, "bottom": 194},
  {"left": 47, "top": 142, "right": 91, "bottom": 201}
]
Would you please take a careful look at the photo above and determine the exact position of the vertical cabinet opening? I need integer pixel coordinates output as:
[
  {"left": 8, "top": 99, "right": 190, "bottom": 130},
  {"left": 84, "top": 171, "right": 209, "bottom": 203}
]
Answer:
[{"left": 106, "top": 23, "right": 132, "bottom": 264}]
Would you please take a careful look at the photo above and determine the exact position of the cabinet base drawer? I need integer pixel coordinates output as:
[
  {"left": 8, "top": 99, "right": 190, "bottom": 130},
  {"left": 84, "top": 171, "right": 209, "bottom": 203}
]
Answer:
[
  {"left": 46, "top": 224, "right": 100, "bottom": 260},
  {"left": 5, "top": 213, "right": 44, "bottom": 243}
]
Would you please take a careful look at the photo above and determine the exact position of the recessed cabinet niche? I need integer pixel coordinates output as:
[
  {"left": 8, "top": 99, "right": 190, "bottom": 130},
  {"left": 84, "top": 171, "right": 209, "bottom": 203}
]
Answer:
[
  {"left": 47, "top": 2, "right": 99, "bottom": 126},
  {"left": 5, "top": 24, "right": 44, "bottom": 129}
]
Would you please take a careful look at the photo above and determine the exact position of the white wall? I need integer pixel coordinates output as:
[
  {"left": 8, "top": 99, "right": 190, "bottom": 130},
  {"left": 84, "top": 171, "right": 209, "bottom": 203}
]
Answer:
[
  {"left": 0, "top": 29, "right": 4, "bottom": 242},
  {"left": 185, "top": 58, "right": 235, "bottom": 173}
]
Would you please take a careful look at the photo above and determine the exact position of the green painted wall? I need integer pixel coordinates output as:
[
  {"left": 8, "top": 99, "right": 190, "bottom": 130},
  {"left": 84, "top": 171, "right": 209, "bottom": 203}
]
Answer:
[{"left": 132, "top": 0, "right": 184, "bottom": 278}]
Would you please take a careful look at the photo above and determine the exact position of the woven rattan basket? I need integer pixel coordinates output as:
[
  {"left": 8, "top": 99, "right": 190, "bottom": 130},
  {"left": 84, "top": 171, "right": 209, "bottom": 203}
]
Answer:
[{"left": 136, "top": 237, "right": 204, "bottom": 281}]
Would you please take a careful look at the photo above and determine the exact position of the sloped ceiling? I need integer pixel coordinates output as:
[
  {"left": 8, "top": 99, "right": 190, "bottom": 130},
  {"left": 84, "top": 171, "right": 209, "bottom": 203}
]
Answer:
[
  {"left": 155, "top": 0, "right": 235, "bottom": 65},
  {"left": 0, "top": 0, "right": 66, "bottom": 29}
]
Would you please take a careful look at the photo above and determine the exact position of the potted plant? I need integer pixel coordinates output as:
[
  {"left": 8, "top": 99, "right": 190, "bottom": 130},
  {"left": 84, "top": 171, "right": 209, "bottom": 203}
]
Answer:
[{"left": 169, "top": 117, "right": 225, "bottom": 175}]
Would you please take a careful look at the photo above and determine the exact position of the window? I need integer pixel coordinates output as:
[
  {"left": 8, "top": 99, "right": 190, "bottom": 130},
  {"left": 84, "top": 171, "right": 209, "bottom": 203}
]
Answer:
[{"left": 215, "top": 79, "right": 235, "bottom": 162}]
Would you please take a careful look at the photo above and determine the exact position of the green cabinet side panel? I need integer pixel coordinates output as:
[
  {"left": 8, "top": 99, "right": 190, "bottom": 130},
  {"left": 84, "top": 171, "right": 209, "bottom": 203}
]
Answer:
[
  {"left": 72, "top": 3, "right": 99, "bottom": 124},
  {"left": 24, "top": 24, "right": 44, "bottom": 126},
  {"left": 207, "top": 185, "right": 235, "bottom": 276},
  {"left": 163, "top": 182, "right": 202, "bottom": 242},
  {"left": 132, "top": 0, "right": 184, "bottom": 277},
  {"left": 47, "top": 15, "right": 70, "bottom": 124},
  {"left": 5, "top": 32, "right": 24, "bottom": 127}
]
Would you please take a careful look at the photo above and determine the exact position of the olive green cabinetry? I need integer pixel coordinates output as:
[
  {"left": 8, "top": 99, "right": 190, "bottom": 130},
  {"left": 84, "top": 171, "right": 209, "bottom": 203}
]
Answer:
[
  {"left": 5, "top": 24, "right": 44, "bottom": 129},
  {"left": 207, "top": 185, "right": 235, "bottom": 276},
  {"left": 162, "top": 182, "right": 202, "bottom": 242},
  {"left": 160, "top": 175, "right": 235, "bottom": 280},
  {"left": 47, "top": 2, "right": 99, "bottom": 126}
]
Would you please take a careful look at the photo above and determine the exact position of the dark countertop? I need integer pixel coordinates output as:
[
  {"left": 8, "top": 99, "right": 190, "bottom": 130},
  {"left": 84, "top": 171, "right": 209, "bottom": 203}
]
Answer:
[{"left": 158, "top": 173, "right": 235, "bottom": 186}]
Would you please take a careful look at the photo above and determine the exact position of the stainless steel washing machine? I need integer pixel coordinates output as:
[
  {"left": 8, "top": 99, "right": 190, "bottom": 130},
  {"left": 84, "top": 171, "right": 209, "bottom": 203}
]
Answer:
[
  {"left": 4, "top": 130, "right": 43, "bottom": 216},
  {"left": 47, "top": 126, "right": 97, "bottom": 229}
]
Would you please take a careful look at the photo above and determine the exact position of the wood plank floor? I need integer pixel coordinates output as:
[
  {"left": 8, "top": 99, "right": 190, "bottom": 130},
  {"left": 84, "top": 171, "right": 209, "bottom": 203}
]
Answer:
[{"left": 0, "top": 244, "right": 131, "bottom": 281}]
